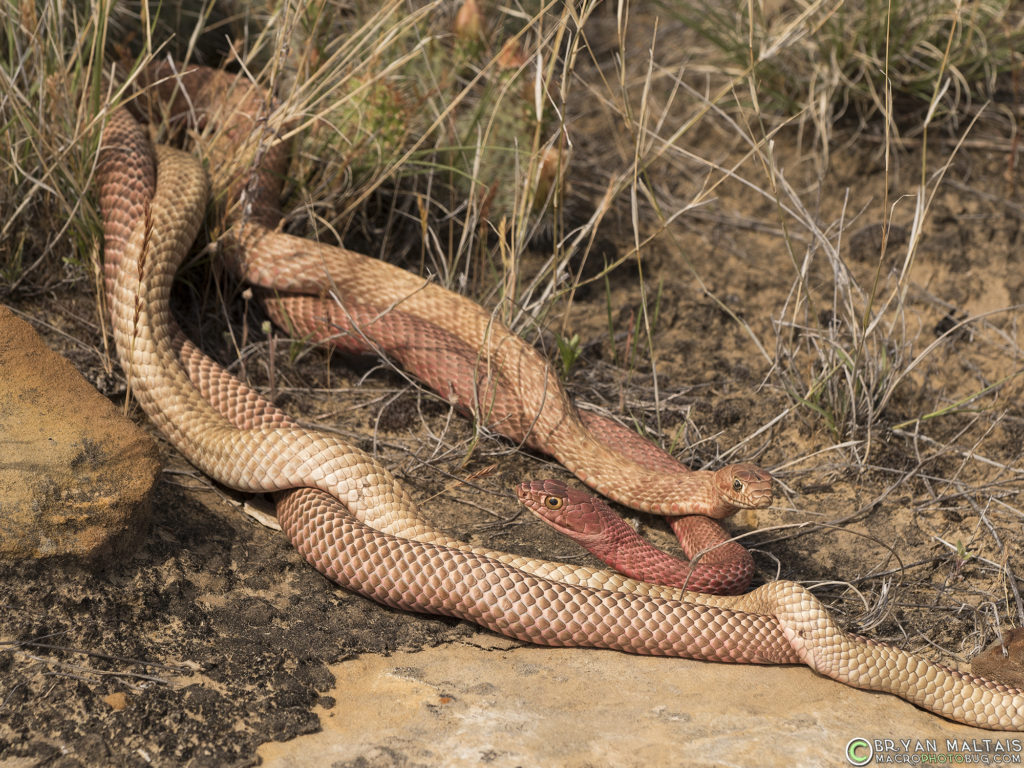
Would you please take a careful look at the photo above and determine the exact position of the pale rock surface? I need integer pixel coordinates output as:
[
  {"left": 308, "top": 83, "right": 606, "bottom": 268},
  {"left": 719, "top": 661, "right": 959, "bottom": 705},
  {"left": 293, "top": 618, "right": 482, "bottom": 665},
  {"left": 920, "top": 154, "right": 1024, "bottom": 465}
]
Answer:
[
  {"left": 0, "top": 305, "right": 160, "bottom": 561},
  {"left": 258, "top": 637, "right": 1018, "bottom": 768}
]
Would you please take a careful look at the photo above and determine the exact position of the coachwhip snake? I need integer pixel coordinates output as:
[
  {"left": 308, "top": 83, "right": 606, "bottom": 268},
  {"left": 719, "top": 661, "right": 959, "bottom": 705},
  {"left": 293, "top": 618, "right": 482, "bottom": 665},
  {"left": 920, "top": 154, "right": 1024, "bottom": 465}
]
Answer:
[
  {"left": 96, "top": 63, "right": 1024, "bottom": 729},
  {"left": 133, "top": 60, "right": 770, "bottom": 593}
]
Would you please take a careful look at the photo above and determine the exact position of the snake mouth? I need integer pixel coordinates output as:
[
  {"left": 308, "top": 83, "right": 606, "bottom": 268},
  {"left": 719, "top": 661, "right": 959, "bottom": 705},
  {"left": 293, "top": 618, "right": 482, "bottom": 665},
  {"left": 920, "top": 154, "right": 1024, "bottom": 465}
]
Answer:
[
  {"left": 529, "top": 511, "right": 607, "bottom": 547},
  {"left": 524, "top": 506, "right": 577, "bottom": 537}
]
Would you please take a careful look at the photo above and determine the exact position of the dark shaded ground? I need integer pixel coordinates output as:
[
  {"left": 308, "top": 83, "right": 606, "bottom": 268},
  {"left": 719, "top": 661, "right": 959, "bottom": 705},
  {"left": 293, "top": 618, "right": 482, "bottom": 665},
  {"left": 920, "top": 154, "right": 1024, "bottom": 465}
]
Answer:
[{"left": 0, "top": 460, "right": 471, "bottom": 766}]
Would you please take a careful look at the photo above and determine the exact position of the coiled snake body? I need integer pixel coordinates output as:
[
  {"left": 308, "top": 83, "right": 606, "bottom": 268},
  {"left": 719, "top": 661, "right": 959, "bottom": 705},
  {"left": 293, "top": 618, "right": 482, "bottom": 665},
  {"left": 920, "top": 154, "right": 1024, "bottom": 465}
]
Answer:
[
  {"left": 134, "top": 61, "right": 770, "bottom": 594},
  {"left": 96, "top": 63, "right": 1024, "bottom": 730}
]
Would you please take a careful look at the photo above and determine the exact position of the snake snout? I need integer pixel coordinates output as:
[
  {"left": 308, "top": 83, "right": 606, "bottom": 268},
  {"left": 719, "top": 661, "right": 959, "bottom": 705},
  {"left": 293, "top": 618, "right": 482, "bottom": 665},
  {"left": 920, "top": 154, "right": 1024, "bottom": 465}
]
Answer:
[
  {"left": 745, "top": 480, "right": 774, "bottom": 508},
  {"left": 723, "top": 465, "right": 775, "bottom": 510}
]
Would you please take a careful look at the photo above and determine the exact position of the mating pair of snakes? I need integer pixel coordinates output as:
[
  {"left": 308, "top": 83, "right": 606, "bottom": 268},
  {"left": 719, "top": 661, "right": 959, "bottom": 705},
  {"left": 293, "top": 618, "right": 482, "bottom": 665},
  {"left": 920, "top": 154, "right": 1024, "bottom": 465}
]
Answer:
[{"left": 96, "top": 62, "right": 1024, "bottom": 730}]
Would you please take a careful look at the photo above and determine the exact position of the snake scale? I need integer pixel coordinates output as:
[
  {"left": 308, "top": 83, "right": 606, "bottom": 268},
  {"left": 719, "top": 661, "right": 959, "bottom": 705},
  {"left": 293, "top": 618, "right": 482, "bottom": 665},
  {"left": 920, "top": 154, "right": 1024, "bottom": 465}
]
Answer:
[{"left": 96, "top": 62, "right": 1024, "bottom": 730}]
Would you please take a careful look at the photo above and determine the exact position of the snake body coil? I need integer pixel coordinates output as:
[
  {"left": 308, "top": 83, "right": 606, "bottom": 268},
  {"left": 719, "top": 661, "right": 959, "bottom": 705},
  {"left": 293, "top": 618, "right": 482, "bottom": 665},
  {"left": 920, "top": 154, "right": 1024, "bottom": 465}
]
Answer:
[{"left": 96, "top": 65, "right": 1024, "bottom": 730}]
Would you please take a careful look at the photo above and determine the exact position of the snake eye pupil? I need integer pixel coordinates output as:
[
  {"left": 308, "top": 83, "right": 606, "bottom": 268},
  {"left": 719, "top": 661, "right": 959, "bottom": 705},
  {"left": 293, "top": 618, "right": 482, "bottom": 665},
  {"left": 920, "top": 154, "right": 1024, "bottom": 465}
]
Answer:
[
  {"left": 732, "top": 479, "right": 743, "bottom": 492},
  {"left": 544, "top": 496, "right": 563, "bottom": 510}
]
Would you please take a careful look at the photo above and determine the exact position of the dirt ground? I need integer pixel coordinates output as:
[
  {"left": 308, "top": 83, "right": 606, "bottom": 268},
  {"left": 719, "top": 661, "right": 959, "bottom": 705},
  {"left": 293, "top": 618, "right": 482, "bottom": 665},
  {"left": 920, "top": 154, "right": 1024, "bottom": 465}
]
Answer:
[{"left": 2, "top": 8, "right": 1024, "bottom": 767}]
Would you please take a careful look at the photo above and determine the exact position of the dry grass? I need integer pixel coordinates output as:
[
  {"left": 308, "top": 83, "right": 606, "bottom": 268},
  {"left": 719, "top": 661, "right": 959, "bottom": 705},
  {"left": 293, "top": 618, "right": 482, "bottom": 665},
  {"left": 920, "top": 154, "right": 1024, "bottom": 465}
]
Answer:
[
  {"left": 657, "top": 0, "right": 1024, "bottom": 150},
  {"left": 0, "top": 1, "right": 111, "bottom": 291}
]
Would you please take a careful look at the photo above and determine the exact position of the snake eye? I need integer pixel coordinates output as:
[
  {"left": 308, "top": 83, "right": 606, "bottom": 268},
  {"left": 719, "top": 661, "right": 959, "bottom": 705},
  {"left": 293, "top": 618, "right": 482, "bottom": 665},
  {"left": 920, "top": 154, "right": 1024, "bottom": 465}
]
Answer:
[
  {"left": 732, "top": 478, "right": 744, "bottom": 492},
  {"left": 543, "top": 495, "right": 564, "bottom": 510}
]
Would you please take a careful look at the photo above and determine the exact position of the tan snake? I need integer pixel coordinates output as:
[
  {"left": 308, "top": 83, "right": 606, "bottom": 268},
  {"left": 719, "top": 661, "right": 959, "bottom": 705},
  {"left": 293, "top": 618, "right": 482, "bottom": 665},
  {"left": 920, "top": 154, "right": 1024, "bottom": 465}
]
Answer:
[
  {"left": 132, "top": 60, "right": 775, "bottom": 594},
  {"left": 96, "top": 65, "right": 1024, "bottom": 730}
]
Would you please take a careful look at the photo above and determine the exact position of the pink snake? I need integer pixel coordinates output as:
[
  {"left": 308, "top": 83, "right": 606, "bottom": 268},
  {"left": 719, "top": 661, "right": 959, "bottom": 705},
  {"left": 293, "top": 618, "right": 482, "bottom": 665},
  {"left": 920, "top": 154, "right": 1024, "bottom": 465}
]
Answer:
[{"left": 517, "top": 479, "right": 752, "bottom": 592}]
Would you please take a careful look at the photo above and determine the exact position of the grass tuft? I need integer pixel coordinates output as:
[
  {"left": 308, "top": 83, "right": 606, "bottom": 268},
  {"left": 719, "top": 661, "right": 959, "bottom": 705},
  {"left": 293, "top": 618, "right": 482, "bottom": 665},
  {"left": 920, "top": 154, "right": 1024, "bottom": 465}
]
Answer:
[
  {"left": 658, "top": 0, "right": 1024, "bottom": 142},
  {"left": 0, "top": 0, "right": 113, "bottom": 293}
]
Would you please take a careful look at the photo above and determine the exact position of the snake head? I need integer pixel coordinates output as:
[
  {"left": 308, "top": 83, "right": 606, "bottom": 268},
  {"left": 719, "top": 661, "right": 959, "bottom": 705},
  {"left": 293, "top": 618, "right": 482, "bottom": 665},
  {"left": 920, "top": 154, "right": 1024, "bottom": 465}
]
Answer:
[
  {"left": 515, "top": 479, "right": 611, "bottom": 543},
  {"left": 712, "top": 463, "right": 774, "bottom": 513}
]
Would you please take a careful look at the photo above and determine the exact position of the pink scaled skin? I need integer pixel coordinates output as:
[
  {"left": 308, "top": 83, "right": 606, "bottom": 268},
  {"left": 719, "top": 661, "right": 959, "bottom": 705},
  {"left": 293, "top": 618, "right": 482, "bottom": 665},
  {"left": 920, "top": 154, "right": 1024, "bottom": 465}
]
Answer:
[{"left": 517, "top": 479, "right": 756, "bottom": 595}]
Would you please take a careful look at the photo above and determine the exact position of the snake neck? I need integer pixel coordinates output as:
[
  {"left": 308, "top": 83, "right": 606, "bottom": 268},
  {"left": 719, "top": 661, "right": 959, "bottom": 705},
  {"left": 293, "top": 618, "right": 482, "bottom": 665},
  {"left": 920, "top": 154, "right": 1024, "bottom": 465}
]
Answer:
[
  {"left": 568, "top": 452, "right": 728, "bottom": 517},
  {"left": 584, "top": 517, "right": 721, "bottom": 589}
]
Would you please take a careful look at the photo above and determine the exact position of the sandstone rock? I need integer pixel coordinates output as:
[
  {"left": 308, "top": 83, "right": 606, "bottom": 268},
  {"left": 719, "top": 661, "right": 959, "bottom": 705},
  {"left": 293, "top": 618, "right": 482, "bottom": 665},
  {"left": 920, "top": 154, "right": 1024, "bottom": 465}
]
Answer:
[
  {"left": 258, "top": 640, "right": 1020, "bottom": 768},
  {"left": 0, "top": 305, "right": 160, "bottom": 561}
]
